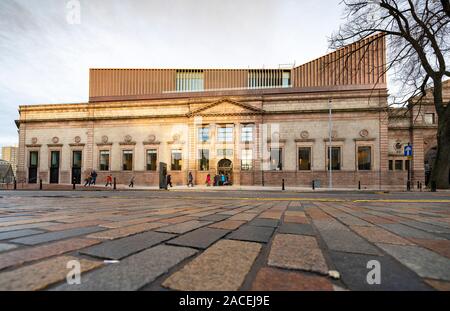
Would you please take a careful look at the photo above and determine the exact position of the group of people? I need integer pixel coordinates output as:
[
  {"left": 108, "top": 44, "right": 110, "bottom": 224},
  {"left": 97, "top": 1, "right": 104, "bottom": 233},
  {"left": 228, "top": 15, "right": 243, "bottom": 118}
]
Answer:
[
  {"left": 84, "top": 171, "right": 135, "bottom": 188},
  {"left": 204, "top": 173, "right": 231, "bottom": 187}
]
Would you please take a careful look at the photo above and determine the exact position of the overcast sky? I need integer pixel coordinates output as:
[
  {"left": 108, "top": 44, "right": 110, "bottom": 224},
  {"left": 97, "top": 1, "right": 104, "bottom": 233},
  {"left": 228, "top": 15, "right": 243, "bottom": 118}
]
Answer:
[{"left": 0, "top": 0, "right": 345, "bottom": 150}]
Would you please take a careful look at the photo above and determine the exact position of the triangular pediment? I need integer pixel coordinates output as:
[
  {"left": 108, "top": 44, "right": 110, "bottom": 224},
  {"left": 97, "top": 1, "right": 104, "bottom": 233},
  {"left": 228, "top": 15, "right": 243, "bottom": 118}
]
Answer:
[{"left": 187, "top": 99, "right": 265, "bottom": 117}]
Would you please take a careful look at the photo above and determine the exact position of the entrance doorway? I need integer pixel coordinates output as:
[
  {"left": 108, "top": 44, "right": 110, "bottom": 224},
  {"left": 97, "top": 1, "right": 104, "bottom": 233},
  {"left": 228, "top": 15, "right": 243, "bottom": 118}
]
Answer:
[
  {"left": 50, "top": 151, "right": 60, "bottom": 184},
  {"left": 217, "top": 159, "right": 233, "bottom": 185},
  {"left": 28, "top": 151, "right": 38, "bottom": 184},
  {"left": 425, "top": 147, "right": 437, "bottom": 185},
  {"left": 72, "top": 151, "right": 82, "bottom": 184}
]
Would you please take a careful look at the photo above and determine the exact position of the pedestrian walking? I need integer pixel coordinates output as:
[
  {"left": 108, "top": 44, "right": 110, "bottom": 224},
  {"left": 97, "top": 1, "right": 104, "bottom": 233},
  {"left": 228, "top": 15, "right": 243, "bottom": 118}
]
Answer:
[
  {"left": 91, "top": 170, "right": 98, "bottom": 185},
  {"left": 188, "top": 172, "right": 194, "bottom": 187},
  {"left": 84, "top": 174, "right": 91, "bottom": 187},
  {"left": 205, "top": 174, "right": 211, "bottom": 187},
  {"left": 129, "top": 176, "right": 135, "bottom": 188},
  {"left": 167, "top": 175, "right": 173, "bottom": 188},
  {"left": 105, "top": 174, "right": 113, "bottom": 187}
]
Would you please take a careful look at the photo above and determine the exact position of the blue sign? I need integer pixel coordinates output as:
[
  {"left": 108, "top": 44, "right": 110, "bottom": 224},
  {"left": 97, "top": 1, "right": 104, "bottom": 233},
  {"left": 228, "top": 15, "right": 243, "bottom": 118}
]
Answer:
[{"left": 404, "top": 145, "right": 413, "bottom": 157}]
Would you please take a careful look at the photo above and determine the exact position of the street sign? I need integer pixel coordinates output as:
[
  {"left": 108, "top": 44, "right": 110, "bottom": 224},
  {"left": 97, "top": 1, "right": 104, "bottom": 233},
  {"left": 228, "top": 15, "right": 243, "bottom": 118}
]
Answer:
[{"left": 404, "top": 145, "right": 413, "bottom": 157}]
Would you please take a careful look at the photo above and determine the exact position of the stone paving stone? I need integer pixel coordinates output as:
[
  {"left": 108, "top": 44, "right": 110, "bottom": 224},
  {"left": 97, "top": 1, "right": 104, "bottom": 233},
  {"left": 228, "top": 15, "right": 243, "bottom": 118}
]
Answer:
[
  {"left": 379, "top": 223, "right": 444, "bottom": 240},
  {"left": 248, "top": 218, "right": 279, "bottom": 228},
  {"left": 268, "top": 234, "right": 328, "bottom": 274},
  {"left": 11, "top": 226, "right": 105, "bottom": 246},
  {"left": 229, "top": 213, "right": 257, "bottom": 222},
  {"left": 227, "top": 225, "right": 275, "bottom": 243},
  {"left": 43, "top": 220, "right": 106, "bottom": 231},
  {"left": 329, "top": 251, "right": 432, "bottom": 291},
  {"left": 359, "top": 215, "right": 396, "bottom": 224},
  {"left": 199, "top": 214, "right": 230, "bottom": 222},
  {"left": 163, "top": 240, "right": 261, "bottom": 291},
  {"left": 350, "top": 226, "right": 414, "bottom": 245},
  {"left": 314, "top": 221, "right": 380, "bottom": 255},
  {"left": 0, "top": 238, "right": 100, "bottom": 270},
  {"left": 424, "top": 279, "right": 450, "bottom": 291},
  {"left": 0, "top": 229, "right": 45, "bottom": 241},
  {"left": 278, "top": 223, "right": 315, "bottom": 236},
  {"left": 400, "top": 220, "right": 450, "bottom": 234},
  {"left": 80, "top": 231, "right": 175, "bottom": 260},
  {"left": 251, "top": 267, "right": 333, "bottom": 291},
  {"left": 159, "top": 215, "right": 197, "bottom": 224},
  {"left": 336, "top": 215, "right": 372, "bottom": 227},
  {"left": 88, "top": 222, "right": 166, "bottom": 240},
  {"left": 209, "top": 220, "right": 246, "bottom": 230},
  {"left": 258, "top": 211, "right": 283, "bottom": 220},
  {"left": 156, "top": 220, "right": 213, "bottom": 234},
  {"left": 0, "top": 255, "right": 102, "bottom": 291},
  {"left": 377, "top": 243, "right": 450, "bottom": 281},
  {"left": 99, "top": 217, "right": 157, "bottom": 229},
  {"left": 0, "top": 216, "right": 70, "bottom": 228},
  {"left": 284, "top": 215, "right": 309, "bottom": 224},
  {"left": 409, "top": 238, "right": 450, "bottom": 259},
  {"left": 305, "top": 209, "right": 333, "bottom": 220},
  {"left": 54, "top": 245, "right": 197, "bottom": 291},
  {"left": 167, "top": 227, "right": 230, "bottom": 249},
  {"left": 0, "top": 222, "right": 57, "bottom": 233},
  {"left": 0, "top": 243, "right": 17, "bottom": 252}
]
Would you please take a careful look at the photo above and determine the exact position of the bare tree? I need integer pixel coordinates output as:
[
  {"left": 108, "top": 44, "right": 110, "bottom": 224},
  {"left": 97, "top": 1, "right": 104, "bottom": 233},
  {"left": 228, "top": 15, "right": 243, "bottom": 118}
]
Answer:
[{"left": 330, "top": 0, "right": 450, "bottom": 189}]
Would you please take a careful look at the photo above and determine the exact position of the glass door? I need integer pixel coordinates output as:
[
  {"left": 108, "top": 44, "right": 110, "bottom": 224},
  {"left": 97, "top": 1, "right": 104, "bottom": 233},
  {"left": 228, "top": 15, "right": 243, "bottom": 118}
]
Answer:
[
  {"left": 28, "top": 151, "right": 38, "bottom": 184},
  {"left": 72, "top": 151, "right": 82, "bottom": 184},
  {"left": 50, "top": 151, "right": 60, "bottom": 184}
]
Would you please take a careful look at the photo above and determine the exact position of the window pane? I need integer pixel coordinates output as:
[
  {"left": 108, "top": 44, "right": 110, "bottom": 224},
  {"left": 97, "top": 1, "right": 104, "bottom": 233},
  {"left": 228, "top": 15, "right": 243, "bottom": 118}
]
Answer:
[
  {"left": 29, "top": 152, "right": 38, "bottom": 167},
  {"left": 171, "top": 150, "right": 182, "bottom": 171},
  {"left": 358, "top": 146, "right": 371, "bottom": 170},
  {"left": 198, "top": 127, "right": 209, "bottom": 142},
  {"left": 51, "top": 152, "right": 60, "bottom": 168},
  {"left": 217, "top": 126, "right": 233, "bottom": 143},
  {"left": 241, "top": 125, "right": 254, "bottom": 142},
  {"left": 73, "top": 151, "right": 82, "bottom": 168},
  {"left": 424, "top": 113, "right": 435, "bottom": 124},
  {"left": 146, "top": 149, "right": 157, "bottom": 171},
  {"left": 327, "top": 147, "right": 341, "bottom": 170},
  {"left": 198, "top": 149, "right": 209, "bottom": 171},
  {"left": 270, "top": 148, "right": 283, "bottom": 171},
  {"left": 298, "top": 147, "right": 311, "bottom": 170},
  {"left": 123, "top": 150, "right": 133, "bottom": 171},
  {"left": 241, "top": 149, "right": 253, "bottom": 170},
  {"left": 99, "top": 151, "right": 110, "bottom": 171},
  {"left": 395, "top": 160, "right": 403, "bottom": 170},
  {"left": 176, "top": 70, "right": 204, "bottom": 92}
]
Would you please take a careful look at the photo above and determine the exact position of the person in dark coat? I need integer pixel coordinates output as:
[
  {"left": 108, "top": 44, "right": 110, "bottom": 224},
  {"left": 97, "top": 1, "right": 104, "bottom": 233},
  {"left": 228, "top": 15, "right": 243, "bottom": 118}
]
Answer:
[
  {"left": 188, "top": 172, "right": 194, "bottom": 187},
  {"left": 167, "top": 175, "right": 173, "bottom": 188}
]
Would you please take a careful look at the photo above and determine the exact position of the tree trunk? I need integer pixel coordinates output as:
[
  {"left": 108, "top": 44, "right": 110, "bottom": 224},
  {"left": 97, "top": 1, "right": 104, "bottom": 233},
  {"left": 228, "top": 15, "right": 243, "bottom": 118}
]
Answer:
[{"left": 431, "top": 83, "right": 450, "bottom": 189}]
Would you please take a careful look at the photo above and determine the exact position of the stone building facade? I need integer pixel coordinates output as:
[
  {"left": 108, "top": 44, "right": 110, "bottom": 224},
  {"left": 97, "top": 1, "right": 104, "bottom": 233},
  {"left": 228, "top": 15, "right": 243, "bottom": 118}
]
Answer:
[{"left": 15, "top": 34, "right": 441, "bottom": 189}]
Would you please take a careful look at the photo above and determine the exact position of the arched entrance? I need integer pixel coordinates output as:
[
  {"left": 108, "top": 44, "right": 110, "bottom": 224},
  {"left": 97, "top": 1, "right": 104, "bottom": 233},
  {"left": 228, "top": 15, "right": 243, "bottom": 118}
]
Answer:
[
  {"left": 424, "top": 147, "right": 437, "bottom": 185},
  {"left": 217, "top": 159, "right": 233, "bottom": 185}
]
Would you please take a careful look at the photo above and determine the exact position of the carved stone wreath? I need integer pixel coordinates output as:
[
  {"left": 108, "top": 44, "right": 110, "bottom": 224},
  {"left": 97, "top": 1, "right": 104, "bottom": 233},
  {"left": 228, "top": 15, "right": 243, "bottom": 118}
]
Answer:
[
  {"left": 359, "top": 129, "right": 369, "bottom": 138},
  {"left": 148, "top": 134, "right": 157, "bottom": 143},
  {"left": 172, "top": 134, "right": 181, "bottom": 142},
  {"left": 74, "top": 136, "right": 81, "bottom": 144},
  {"left": 52, "top": 137, "right": 59, "bottom": 144},
  {"left": 124, "top": 135, "right": 133, "bottom": 143},
  {"left": 331, "top": 130, "right": 338, "bottom": 139},
  {"left": 300, "top": 131, "right": 310, "bottom": 139},
  {"left": 101, "top": 136, "right": 109, "bottom": 144},
  {"left": 395, "top": 142, "right": 403, "bottom": 150},
  {"left": 31, "top": 137, "right": 38, "bottom": 145}
]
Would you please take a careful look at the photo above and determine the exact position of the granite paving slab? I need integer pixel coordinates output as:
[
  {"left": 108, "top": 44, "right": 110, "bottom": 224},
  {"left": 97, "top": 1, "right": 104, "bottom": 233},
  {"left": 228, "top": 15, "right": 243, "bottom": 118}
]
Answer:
[
  {"left": 268, "top": 234, "right": 328, "bottom": 274},
  {"left": 278, "top": 223, "right": 315, "bottom": 236},
  {"left": 227, "top": 225, "right": 275, "bottom": 243},
  {"left": 209, "top": 220, "right": 246, "bottom": 230},
  {"left": 248, "top": 219, "right": 279, "bottom": 228},
  {"left": 379, "top": 223, "right": 444, "bottom": 240},
  {"left": 163, "top": 240, "right": 261, "bottom": 291},
  {"left": 376, "top": 243, "right": 450, "bottom": 281},
  {"left": 10, "top": 226, "right": 105, "bottom": 246},
  {"left": 156, "top": 220, "right": 213, "bottom": 234},
  {"left": 350, "top": 226, "right": 414, "bottom": 245},
  {"left": 329, "top": 251, "right": 432, "bottom": 291},
  {"left": 0, "top": 222, "right": 58, "bottom": 233},
  {"left": 88, "top": 222, "right": 166, "bottom": 240},
  {"left": 167, "top": 227, "right": 230, "bottom": 249},
  {"left": 199, "top": 214, "right": 230, "bottom": 222},
  {"left": 80, "top": 231, "right": 176, "bottom": 260},
  {"left": 0, "top": 229, "right": 45, "bottom": 241},
  {"left": 54, "top": 245, "right": 197, "bottom": 291},
  {"left": 0, "top": 255, "right": 102, "bottom": 291},
  {"left": 0, "top": 243, "right": 17, "bottom": 252}
]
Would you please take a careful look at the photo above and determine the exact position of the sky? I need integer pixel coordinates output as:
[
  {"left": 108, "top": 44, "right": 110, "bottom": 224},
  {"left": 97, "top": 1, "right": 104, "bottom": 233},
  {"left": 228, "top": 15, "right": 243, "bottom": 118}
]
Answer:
[{"left": 0, "top": 0, "right": 345, "bottom": 149}]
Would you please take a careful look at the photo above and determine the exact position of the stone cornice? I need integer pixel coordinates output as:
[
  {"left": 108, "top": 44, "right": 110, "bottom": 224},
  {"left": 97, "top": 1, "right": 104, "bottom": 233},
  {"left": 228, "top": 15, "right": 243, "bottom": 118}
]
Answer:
[
  {"left": 47, "top": 144, "right": 63, "bottom": 148},
  {"left": 96, "top": 142, "right": 113, "bottom": 147},
  {"left": 143, "top": 141, "right": 161, "bottom": 145},
  {"left": 295, "top": 139, "right": 316, "bottom": 143},
  {"left": 323, "top": 138, "right": 346, "bottom": 142},
  {"left": 26, "top": 144, "right": 42, "bottom": 148},
  {"left": 69, "top": 143, "right": 86, "bottom": 147},
  {"left": 353, "top": 138, "right": 377, "bottom": 142}
]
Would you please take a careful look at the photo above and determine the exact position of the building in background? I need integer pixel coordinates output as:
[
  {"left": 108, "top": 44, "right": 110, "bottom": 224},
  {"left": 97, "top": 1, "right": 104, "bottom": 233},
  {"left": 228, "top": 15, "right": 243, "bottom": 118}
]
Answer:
[
  {"left": 14, "top": 34, "right": 441, "bottom": 189},
  {"left": 0, "top": 159, "right": 15, "bottom": 184},
  {"left": 1, "top": 146, "right": 18, "bottom": 177}
]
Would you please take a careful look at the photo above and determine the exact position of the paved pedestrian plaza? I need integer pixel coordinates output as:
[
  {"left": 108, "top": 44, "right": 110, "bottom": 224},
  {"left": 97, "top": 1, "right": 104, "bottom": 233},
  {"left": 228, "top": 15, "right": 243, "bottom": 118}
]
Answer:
[{"left": 0, "top": 190, "right": 449, "bottom": 291}]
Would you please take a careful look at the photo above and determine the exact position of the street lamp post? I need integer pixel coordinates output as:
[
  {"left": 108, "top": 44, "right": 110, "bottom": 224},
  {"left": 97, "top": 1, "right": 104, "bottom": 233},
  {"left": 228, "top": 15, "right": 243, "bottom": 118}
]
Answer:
[{"left": 328, "top": 99, "right": 333, "bottom": 190}]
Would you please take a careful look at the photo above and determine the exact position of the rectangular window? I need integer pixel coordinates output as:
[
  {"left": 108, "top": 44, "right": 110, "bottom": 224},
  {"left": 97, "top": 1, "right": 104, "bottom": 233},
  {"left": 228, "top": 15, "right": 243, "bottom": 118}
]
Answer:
[
  {"left": 241, "top": 149, "right": 253, "bottom": 170},
  {"left": 327, "top": 147, "right": 341, "bottom": 170},
  {"left": 248, "top": 69, "right": 291, "bottom": 88},
  {"left": 298, "top": 147, "right": 311, "bottom": 171},
  {"left": 241, "top": 124, "right": 254, "bottom": 142},
  {"left": 270, "top": 148, "right": 283, "bottom": 171},
  {"left": 217, "top": 125, "right": 234, "bottom": 143},
  {"left": 217, "top": 149, "right": 233, "bottom": 158},
  {"left": 171, "top": 150, "right": 182, "bottom": 171},
  {"left": 424, "top": 113, "right": 435, "bottom": 125},
  {"left": 389, "top": 160, "right": 393, "bottom": 171},
  {"left": 99, "top": 151, "right": 110, "bottom": 171},
  {"left": 282, "top": 71, "right": 291, "bottom": 87},
  {"left": 198, "top": 127, "right": 209, "bottom": 142},
  {"left": 198, "top": 149, "right": 209, "bottom": 171},
  {"left": 122, "top": 150, "right": 133, "bottom": 171},
  {"left": 358, "top": 146, "right": 372, "bottom": 170},
  {"left": 29, "top": 151, "right": 39, "bottom": 167},
  {"left": 176, "top": 70, "right": 204, "bottom": 92},
  {"left": 395, "top": 160, "right": 403, "bottom": 170},
  {"left": 146, "top": 149, "right": 157, "bottom": 171}
]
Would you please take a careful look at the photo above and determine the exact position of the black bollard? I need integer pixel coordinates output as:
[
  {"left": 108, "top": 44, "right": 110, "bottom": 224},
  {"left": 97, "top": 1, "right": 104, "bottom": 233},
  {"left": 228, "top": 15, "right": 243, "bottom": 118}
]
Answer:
[
  {"left": 39, "top": 179, "right": 43, "bottom": 190},
  {"left": 358, "top": 181, "right": 361, "bottom": 190},
  {"left": 282, "top": 179, "right": 285, "bottom": 191},
  {"left": 14, "top": 179, "right": 17, "bottom": 190},
  {"left": 113, "top": 177, "right": 117, "bottom": 190},
  {"left": 312, "top": 180, "right": 315, "bottom": 191},
  {"left": 407, "top": 180, "right": 411, "bottom": 192},
  {"left": 431, "top": 181, "right": 437, "bottom": 192},
  {"left": 417, "top": 181, "right": 420, "bottom": 189}
]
